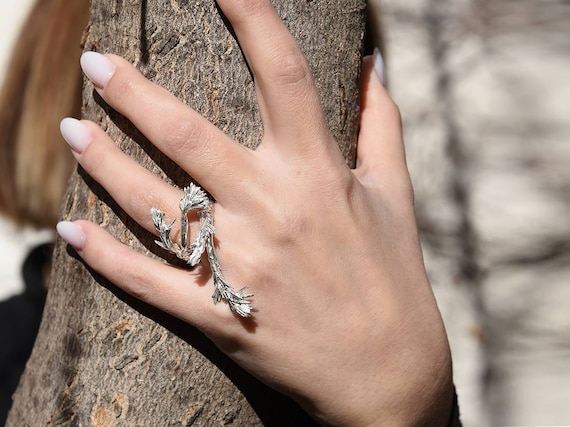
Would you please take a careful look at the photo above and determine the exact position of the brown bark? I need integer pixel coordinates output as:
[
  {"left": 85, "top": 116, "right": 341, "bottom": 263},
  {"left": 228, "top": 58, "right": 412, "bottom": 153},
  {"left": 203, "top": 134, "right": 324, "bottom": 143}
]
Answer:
[{"left": 8, "top": 1, "right": 365, "bottom": 425}]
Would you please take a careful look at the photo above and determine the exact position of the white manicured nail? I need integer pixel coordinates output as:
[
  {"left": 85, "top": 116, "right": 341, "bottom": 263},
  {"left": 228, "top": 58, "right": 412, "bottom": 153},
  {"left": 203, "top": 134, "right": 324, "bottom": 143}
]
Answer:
[
  {"left": 373, "top": 47, "right": 385, "bottom": 85},
  {"left": 80, "top": 51, "right": 115, "bottom": 89},
  {"left": 60, "top": 118, "right": 91, "bottom": 154},
  {"left": 57, "top": 221, "right": 85, "bottom": 250}
]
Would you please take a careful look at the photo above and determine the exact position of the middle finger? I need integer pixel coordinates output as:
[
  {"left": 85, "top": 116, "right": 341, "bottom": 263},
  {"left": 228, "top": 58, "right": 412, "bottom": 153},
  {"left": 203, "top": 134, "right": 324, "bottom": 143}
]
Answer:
[{"left": 216, "top": 0, "right": 330, "bottom": 153}]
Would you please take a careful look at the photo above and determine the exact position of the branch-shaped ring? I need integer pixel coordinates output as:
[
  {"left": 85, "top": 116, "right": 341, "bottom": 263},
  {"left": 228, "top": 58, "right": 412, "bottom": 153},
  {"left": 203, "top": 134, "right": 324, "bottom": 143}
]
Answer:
[{"left": 150, "top": 183, "right": 253, "bottom": 317}]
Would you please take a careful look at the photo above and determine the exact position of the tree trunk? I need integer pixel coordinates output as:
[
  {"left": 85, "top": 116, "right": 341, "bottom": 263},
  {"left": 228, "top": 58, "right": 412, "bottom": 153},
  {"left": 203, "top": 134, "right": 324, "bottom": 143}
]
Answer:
[{"left": 8, "top": 1, "right": 365, "bottom": 425}]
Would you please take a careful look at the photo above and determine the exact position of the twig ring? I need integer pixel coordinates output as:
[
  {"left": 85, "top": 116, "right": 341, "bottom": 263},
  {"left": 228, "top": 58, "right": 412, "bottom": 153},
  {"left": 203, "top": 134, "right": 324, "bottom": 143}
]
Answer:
[{"left": 150, "top": 183, "right": 253, "bottom": 317}]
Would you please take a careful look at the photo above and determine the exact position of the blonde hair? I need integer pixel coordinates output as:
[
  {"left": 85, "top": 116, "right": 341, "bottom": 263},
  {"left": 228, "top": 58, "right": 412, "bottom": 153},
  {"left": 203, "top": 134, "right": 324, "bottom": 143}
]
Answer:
[{"left": 0, "top": 0, "right": 89, "bottom": 228}]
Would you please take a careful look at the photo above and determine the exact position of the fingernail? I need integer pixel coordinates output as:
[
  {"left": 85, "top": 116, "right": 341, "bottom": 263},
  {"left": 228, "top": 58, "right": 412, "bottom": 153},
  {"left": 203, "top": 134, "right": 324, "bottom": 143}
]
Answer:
[
  {"left": 60, "top": 118, "right": 91, "bottom": 154},
  {"left": 80, "top": 51, "right": 115, "bottom": 89},
  {"left": 57, "top": 221, "right": 85, "bottom": 250},
  {"left": 373, "top": 47, "right": 385, "bottom": 85}
]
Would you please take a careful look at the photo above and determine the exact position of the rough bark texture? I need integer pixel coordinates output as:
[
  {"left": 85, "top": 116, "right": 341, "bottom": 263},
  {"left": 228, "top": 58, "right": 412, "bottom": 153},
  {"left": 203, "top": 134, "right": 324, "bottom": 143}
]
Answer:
[{"left": 8, "top": 0, "right": 365, "bottom": 425}]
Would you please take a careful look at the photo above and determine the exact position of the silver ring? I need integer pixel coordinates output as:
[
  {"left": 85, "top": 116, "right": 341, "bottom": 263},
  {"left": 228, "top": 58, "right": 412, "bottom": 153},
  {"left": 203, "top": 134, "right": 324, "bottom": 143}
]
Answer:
[{"left": 150, "top": 183, "right": 253, "bottom": 317}]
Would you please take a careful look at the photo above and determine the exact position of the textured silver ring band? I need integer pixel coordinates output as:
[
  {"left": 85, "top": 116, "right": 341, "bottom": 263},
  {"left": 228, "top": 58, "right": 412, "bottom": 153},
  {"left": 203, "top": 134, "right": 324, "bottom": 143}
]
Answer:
[{"left": 150, "top": 183, "right": 253, "bottom": 317}]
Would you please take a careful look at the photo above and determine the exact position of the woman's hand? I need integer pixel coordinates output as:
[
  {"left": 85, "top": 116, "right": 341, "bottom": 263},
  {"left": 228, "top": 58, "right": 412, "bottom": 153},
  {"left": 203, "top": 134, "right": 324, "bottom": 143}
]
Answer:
[{"left": 57, "top": 0, "right": 453, "bottom": 425}]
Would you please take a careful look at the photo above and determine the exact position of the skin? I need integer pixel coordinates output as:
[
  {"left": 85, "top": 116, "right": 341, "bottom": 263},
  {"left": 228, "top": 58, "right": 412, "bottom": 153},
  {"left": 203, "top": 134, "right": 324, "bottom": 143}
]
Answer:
[{"left": 58, "top": 0, "right": 454, "bottom": 425}]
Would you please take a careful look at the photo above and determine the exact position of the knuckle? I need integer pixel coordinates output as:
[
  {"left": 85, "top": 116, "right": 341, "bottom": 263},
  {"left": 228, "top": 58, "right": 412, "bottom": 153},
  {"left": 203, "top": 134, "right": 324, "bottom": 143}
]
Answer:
[
  {"left": 123, "top": 268, "right": 154, "bottom": 302},
  {"left": 307, "top": 162, "right": 356, "bottom": 201},
  {"left": 249, "top": 194, "right": 302, "bottom": 247},
  {"left": 271, "top": 207, "right": 312, "bottom": 247},
  {"left": 282, "top": 210, "right": 309, "bottom": 237},
  {"left": 160, "top": 117, "right": 210, "bottom": 157},
  {"left": 272, "top": 49, "right": 313, "bottom": 92},
  {"left": 230, "top": 0, "right": 265, "bottom": 17},
  {"left": 219, "top": 0, "right": 268, "bottom": 24},
  {"left": 324, "top": 166, "right": 355, "bottom": 195},
  {"left": 127, "top": 189, "right": 167, "bottom": 225},
  {"left": 109, "top": 250, "right": 154, "bottom": 302}
]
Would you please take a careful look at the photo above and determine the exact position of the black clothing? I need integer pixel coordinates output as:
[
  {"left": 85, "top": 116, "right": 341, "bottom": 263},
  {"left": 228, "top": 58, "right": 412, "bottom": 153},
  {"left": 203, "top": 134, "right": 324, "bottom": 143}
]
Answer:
[
  {"left": 448, "top": 387, "right": 463, "bottom": 427},
  {"left": 0, "top": 243, "right": 51, "bottom": 425}
]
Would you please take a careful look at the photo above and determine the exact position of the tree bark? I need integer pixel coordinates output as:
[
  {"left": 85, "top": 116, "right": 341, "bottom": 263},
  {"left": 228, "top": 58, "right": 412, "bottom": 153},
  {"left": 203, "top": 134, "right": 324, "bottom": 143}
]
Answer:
[{"left": 8, "top": 1, "right": 365, "bottom": 425}]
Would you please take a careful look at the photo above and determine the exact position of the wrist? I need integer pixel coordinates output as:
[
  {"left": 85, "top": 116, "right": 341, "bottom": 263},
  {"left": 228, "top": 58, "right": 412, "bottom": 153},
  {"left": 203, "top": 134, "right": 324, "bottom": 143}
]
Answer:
[
  {"left": 329, "top": 336, "right": 453, "bottom": 426},
  {"left": 305, "top": 355, "right": 454, "bottom": 427}
]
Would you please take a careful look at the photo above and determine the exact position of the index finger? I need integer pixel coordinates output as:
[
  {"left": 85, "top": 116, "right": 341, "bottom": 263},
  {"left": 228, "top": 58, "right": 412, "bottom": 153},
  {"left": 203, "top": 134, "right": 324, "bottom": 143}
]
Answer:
[{"left": 80, "top": 52, "right": 257, "bottom": 204}]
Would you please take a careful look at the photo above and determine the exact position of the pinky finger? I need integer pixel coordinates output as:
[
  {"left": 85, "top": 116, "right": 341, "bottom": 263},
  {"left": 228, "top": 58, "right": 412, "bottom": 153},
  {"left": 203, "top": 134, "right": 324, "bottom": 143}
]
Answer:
[{"left": 56, "top": 220, "right": 217, "bottom": 331}]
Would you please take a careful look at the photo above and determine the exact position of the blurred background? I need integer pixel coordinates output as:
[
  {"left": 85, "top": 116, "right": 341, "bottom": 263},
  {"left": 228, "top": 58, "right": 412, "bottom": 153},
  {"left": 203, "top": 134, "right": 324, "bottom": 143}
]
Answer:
[
  {"left": 371, "top": 0, "right": 570, "bottom": 425},
  {"left": 0, "top": 1, "right": 47, "bottom": 423},
  {"left": 0, "top": 0, "right": 85, "bottom": 424},
  {"left": 0, "top": 0, "right": 568, "bottom": 425},
  {"left": 0, "top": 0, "right": 45, "bottom": 302}
]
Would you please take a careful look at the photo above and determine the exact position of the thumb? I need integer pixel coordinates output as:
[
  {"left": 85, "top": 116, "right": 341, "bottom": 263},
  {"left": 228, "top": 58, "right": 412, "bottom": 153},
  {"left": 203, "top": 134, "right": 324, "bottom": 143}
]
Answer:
[{"left": 356, "top": 49, "right": 407, "bottom": 185}]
